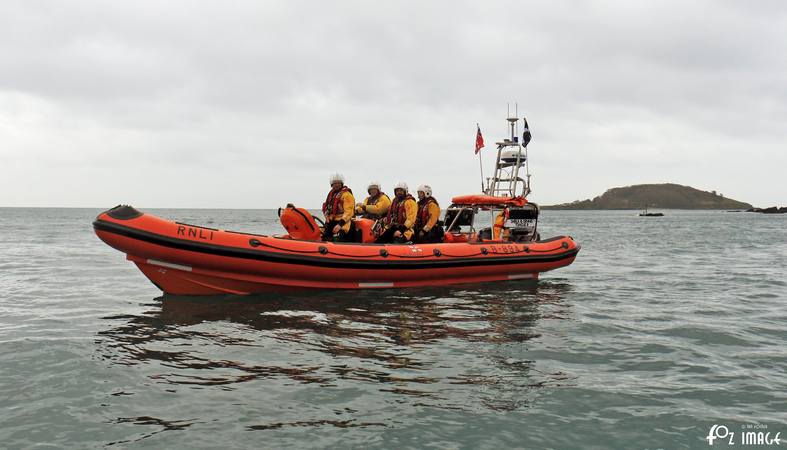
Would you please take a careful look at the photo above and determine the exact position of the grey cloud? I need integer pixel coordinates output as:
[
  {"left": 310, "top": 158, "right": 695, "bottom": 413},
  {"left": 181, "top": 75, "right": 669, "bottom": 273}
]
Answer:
[{"left": 1, "top": 0, "right": 786, "bottom": 208}]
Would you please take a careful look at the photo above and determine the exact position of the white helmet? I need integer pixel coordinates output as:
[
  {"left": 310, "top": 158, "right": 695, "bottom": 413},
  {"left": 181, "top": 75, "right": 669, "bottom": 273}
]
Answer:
[
  {"left": 329, "top": 173, "right": 345, "bottom": 185},
  {"left": 394, "top": 181, "right": 409, "bottom": 193},
  {"left": 367, "top": 181, "right": 381, "bottom": 191},
  {"left": 416, "top": 184, "right": 432, "bottom": 197}
]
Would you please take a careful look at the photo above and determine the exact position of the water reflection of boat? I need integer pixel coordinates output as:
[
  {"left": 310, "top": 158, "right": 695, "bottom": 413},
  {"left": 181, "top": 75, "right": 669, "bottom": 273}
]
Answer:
[{"left": 97, "top": 282, "right": 573, "bottom": 412}]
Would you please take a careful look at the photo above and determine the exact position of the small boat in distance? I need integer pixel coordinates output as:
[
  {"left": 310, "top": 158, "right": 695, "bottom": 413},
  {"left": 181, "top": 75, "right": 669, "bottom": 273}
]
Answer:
[{"left": 639, "top": 205, "right": 664, "bottom": 217}]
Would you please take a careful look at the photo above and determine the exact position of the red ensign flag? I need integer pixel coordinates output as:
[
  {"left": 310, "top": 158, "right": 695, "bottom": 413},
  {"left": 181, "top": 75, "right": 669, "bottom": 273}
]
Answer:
[{"left": 475, "top": 125, "right": 484, "bottom": 154}]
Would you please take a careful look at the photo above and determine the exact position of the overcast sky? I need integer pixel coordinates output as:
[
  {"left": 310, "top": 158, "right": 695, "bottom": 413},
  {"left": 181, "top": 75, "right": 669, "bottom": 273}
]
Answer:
[{"left": 1, "top": 0, "right": 785, "bottom": 208}]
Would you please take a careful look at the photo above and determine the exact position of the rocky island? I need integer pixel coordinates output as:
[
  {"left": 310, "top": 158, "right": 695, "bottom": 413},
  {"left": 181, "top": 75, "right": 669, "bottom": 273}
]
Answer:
[
  {"left": 746, "top": 206, "right": 787, "bottom": 214},
  {"left": 543, "top": 183, "right": 753, "bottom": 210}
]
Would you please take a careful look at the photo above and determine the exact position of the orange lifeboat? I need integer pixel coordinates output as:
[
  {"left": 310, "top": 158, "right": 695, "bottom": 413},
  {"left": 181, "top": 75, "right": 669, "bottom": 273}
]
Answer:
[{"left": 93, "top": 205, "right": 580, "bottom": 295}]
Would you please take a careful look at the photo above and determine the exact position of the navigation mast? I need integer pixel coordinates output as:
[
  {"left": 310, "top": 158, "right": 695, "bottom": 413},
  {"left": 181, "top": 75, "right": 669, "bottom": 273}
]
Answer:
[{"left": 485, "top": 103, "right": 531, "bottom": 198}]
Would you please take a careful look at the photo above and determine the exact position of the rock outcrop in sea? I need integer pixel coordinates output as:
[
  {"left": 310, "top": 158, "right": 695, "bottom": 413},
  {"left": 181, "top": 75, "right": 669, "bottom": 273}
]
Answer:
[
  {"left": 543, "top": 183, "right": 753, "bottom": 210},
  {"left": 746, "top": 206, "right": 787, "bottom": 214}
]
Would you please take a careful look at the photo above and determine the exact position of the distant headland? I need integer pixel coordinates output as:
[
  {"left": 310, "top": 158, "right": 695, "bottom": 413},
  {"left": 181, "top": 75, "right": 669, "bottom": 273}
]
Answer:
[{"left": 542, "top": 183, "right": 754, "bottom": 210}]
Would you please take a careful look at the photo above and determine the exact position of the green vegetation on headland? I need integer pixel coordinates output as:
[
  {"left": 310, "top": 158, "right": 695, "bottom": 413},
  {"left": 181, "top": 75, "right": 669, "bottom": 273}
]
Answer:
[{"left": 543, "top": 183, "right": 754, "bottom": 210}]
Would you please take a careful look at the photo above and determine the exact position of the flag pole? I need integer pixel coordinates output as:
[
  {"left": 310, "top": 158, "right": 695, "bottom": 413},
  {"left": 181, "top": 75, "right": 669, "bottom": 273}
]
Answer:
[
  {"left": 478, "top": 152, "right": 485, "bottom": 193},
  {"left": 477, "top": 123, "right": 485, "bottom": 193}
]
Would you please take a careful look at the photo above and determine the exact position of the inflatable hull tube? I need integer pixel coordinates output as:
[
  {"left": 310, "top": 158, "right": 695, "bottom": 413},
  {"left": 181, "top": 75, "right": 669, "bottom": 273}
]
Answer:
[
  {"left": 450, "top": 195, "right": 527, "bottom": 207},
  {"left": 93, "top": 206, "right": 579, "bottom": 295}
]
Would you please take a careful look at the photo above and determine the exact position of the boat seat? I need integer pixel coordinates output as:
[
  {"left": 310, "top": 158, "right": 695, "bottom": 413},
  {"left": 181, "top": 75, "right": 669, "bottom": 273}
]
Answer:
[
  {"left": 279, "top": 204, "right": 322, "bottom": 241},
  {"left": 353, "top": 218, "right": 377, "bottom": 243}
]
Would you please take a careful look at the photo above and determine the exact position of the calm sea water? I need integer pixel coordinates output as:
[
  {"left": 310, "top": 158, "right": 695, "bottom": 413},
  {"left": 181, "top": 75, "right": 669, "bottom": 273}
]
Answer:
[{"left": 1, "top": 208, "right": 785, "bottom": 449}]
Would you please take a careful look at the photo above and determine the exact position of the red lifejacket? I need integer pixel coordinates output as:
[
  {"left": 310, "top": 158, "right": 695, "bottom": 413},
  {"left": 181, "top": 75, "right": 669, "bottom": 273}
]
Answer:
[
  {"left": 416, "top": 197, "right": 439, "bottom": 228},
  {"left": 386, "top": 194, "right": 415, "bottom": 226},
  {"left": 323, "top": 187, "right": 352, "bottom": 216}
]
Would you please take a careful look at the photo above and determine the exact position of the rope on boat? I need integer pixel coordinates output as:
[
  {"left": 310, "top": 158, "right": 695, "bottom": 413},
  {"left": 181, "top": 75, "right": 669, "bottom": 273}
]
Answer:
[{"left": 250, "top": 238, "right": 569, "bottom": 259}]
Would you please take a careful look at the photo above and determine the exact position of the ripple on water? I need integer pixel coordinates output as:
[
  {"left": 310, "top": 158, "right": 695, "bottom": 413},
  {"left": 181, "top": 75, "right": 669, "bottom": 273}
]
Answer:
[{"left": 1, "top": 209, "right": 786, "bottom": 448}]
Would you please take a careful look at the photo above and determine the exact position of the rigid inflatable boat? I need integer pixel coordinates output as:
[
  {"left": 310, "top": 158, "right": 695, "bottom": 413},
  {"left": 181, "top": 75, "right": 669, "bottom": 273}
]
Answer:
[
  {"left": 93, "top": 111, "right": 579, "bottom": 295},
  {"left": 93, "top": 205, "right": 579, "bottom": 295}
]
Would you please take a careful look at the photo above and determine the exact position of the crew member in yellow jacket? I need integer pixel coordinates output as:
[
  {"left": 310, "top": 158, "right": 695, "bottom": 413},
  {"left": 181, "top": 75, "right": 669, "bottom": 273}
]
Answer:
[
  {"left": 376, "top": 182, "right": 417, "bottom": 243},
  {"left": 415, "top": 184, "right": 444, "bottom": 243},
  {"left": 355, "top": 181, "right": 391, "bottom": 220},
  {"left": 492, "top": 207, "right": 510, "bottom": 240},
  {"left": 322, "top": 173, "right": 356, "bottom": 242}
]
